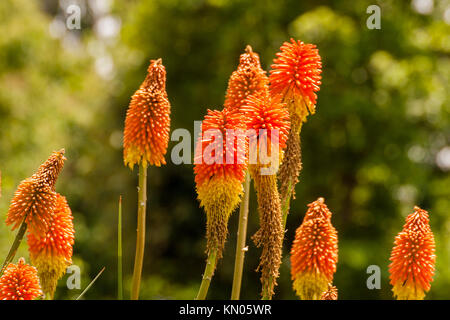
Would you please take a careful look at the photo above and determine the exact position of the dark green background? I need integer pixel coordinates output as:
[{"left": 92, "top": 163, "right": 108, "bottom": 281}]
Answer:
[{"left": 0, "top": 0, "right": 449, "bottom": 299}]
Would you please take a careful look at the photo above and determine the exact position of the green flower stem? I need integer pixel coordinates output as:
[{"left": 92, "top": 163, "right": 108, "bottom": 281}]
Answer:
[
  {"left": 196, "top": 248, "right": 218, "bottom": 300},
  {"left": 0, "top": 221, "right": 27, "bottom": 277},
  {"left": 131, "top": 162, "right": 147, "bottom": 300},
  {"left": 231, "top": 171, "right": 251, "bottom": 300},
  {"left": 262, "top": 275, "right": 273, "bottom": 300},
  {"left": 118, "top": 196, "right": 123, "bottom": 300}
]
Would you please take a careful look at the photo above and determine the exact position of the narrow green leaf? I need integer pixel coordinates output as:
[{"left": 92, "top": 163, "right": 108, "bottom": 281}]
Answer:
[
  {"left": 75, "top": 267, "right": 106, "bottom": 300},
  {"left": 118, "top": 196, "right": 123, "bottom": 300}
]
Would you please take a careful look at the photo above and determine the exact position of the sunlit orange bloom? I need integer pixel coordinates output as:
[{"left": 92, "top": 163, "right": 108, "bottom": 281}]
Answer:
[
  {"left": 27, "top": 193, "right": 74, "bottom": 299},
  {"left": 194, "top": 108, "right": 247, "bottom": 256},
  {"left": 0, "top": 258, "right": 42, "bottom": 300},
  {"left": 224, "top": 45, "right": 269, "bottom": 113},
  {"left": 194, "top": 108, "right": 247, "bottom": 189},
  {"left": 389, "top": 206, "right": 435, "bottom": 300},
  {"left": 123, "top": 59, "right": 171, "bottom": 168},
  {"left": 6, "top": 149, "right": 66, "bottom": 236},
  {"left": 241, "top": 91, "right": 290, "bottom": 155},
  {"left": 270, "top": 39, "right": 322, "bottom": 122},
  {"left": 290, "top": 198, "right": 338, "bottom": 300},
  {"left": 320, "top": 284, "right": 338, "bottom": 300}
]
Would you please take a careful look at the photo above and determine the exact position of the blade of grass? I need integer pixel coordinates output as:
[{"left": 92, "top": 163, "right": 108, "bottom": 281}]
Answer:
[
  {"left": 118, "top": 196, "right": 123, "bottom": 300},
  {"left": 75, "top": 267, "right": 106, "bottom": 300}
]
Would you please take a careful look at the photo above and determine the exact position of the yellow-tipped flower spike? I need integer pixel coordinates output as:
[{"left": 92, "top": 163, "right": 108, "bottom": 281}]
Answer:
[
  {"left": 27, "top": 193, "right": 74, "bottom": 299},
  {"left": 273, "top": 40, "right": 322, "bottom": 214},
  {"left": 290, "top": 198, "right": 338, "bottom": 300},
  {"left": 270, "top": 38, "right": 322, "bottom": 124},
  {"left": 194, "top": 108, "right": 247, "bottom": 258},
  {"left": 389, "top": 206, "right": 435, "bottom": 300},
  {"left": 123, "top": 59, "right": 171, "bottom": 168},
  {"left": 5, "top": 149, "right": 66, "bottom": 236},
  {"left": 0, "top": 258, "right": 42, "bottom": 300}
]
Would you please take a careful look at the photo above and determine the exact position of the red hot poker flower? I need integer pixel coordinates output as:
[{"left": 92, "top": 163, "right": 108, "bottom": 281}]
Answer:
[
  {"left": 241, "top": 90, "right": 290, "bottom": 298},
  {"left": 123, "top": 59, "right": 171, "bottom": 168},
  {"left": 241, "top": 91, "right": 290, "bottom": 158},
  {"left": 0, "top": 258, "right": 42, "bottom": 300},
  {"left": 6, "top": 149, "right": 66, "bottom": 236},
  {"left": 224, "top": 45, "right": 269, "bottom": 113},
  {"left": 28, "top": 193, "right": 75, "bottom": 299},
  {"left": 389, "top": 206, "right": 435, "bottom": 300},
  {"left": 270, "top": 38, "right": 322, "bottom": 122},
  {"left": 290, "top": 198, "right": 338, "bottom": 300},
  {"left": 194, "top": 108, "right": 247, "bottom": 257}
]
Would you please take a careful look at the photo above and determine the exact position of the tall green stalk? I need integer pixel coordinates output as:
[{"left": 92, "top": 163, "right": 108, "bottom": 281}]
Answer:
[
  {"left": 196, "top": 248, "right": 218, "bottom": 300},
  {"left": 0, "top": 221, "right": 27, "bottom": 277},
  {"left": 118, "top": 196, "right": 123, "bottom": 300},
  {"left": 131, "top": 163, "right": 147, "bottom": 300},
  {"left": 231, "top": 172, "right": 251, "bottom": 300}
]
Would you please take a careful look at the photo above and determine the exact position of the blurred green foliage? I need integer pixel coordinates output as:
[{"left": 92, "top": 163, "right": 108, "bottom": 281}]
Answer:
[{"left": 0, "top": 0, "right": 449, "bottom": 300}]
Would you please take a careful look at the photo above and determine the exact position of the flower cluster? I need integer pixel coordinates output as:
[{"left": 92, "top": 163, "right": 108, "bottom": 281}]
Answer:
[
  {"left": 224, "top": 45, "right": 268, "bottom": 113},
  {"left": 0, "top": 258, "right": 42, "bottom": 300},
  {"left": 194, "top": 108, "right": 247, "bottom": 257},
  {"left": 6, "top": 150, "right": 66, "bottom": 236},
  {"left": 270, "top": 38, "right": 322, "bottom": 124},
  {"left": 290, "top": 198, "right": 338, "bottom": 300},
  {"left": 28, "top": 194, "right": 75, "bottom": 298},
  {"left": 3, "top": 150, "right": 74, "bottom": 299},
  {"left": 389, "top": 206, "right": 435, "bottom": 300},
  {"left": 123, "top": 59, "right": 171, "bottom": 168}
]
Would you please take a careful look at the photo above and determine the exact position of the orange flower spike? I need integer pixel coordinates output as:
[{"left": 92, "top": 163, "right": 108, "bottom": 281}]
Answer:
[
  {"left": 194, "top": 108, "right": 247, "bottom": 257},
  {"left": 5, "top": 149, "right": 66, "bottom": 236},
  {"left": 270, "top": 38, "right": 322, "bottom": 123},
  {"left": 27, "top": 193, "right": 74, "bottom": 299},
  {"left": 320, "top": 284, "right": 338, "bottom": 300},
  {"left": 389, "top": 206, "right": 436, "bottom": 300},
  {"left": 224, "top": 45, "right": 269, "bottom": 113},
  {"left": 123, "top": 59, "right": 171, "bottom": 168},
  {"left": 290, "top": 198, "right": 338, "bottom": 300},
  {"left": 0, "top": 258, "right": 42, "bottom": 300},
  {"left": 240, "top": 91, "right": 290, "bottom": 298},
  {"left": 241, "top": 91, "right": 290, "bottom": 152}
]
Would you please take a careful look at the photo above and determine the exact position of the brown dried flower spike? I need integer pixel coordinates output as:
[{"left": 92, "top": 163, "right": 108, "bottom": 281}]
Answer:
[{"left": 6, "top": 149, "right": 66, "bottom": 236}]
